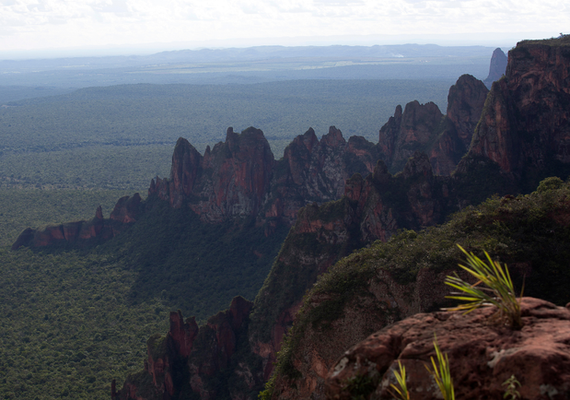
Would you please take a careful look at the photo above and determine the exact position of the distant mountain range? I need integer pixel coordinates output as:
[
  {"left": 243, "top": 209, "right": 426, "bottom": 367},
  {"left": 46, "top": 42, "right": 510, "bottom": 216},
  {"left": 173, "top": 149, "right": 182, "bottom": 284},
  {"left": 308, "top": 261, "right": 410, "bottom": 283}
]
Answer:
[{"left": 0, "top": 44, "right": 497, "bottom": 89}]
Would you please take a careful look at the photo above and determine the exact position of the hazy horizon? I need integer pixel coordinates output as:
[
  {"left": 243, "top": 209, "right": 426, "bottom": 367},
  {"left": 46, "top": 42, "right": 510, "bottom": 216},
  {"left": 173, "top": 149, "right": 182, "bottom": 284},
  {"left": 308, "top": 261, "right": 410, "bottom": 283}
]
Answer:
[{"left": 1, "top": 0, "right": 567, "bottom": 60}]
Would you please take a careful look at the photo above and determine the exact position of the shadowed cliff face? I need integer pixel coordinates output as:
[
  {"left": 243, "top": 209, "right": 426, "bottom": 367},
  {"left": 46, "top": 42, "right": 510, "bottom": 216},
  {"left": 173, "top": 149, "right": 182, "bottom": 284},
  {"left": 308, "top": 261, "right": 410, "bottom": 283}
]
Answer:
[
  {"left": 428, "top": 74, "right": 489, "bottom": 175},
  {"left": 113, "top": 296, "right": 253, "bottom": 400},
  {"left": 248, "top": 153, "right": 453, "bottom": 388},
  {"left": 465, "top": 40, "right": 570, "bottom": 191},
  {"left": 379, "top": 74, "right": 488, "bottom": 176},
  {"left": 483, "top": 47, "right": 508, "bottom": 88},
  {"left": 378, "top": 101, "right": 443, "bottom": 173}
]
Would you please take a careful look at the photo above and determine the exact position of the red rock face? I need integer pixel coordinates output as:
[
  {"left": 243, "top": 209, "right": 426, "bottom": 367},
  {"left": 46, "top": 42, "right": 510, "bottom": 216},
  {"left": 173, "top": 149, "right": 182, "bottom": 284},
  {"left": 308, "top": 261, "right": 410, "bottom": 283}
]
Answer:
[
  {"left": 446, "top": 74, "right": 489, "bottom": 148},
  {"left": 379, "top": 75, "right": 488, "bottom": 176},
  {"left": 114, "top": 296, "right": 253, "bottom": 400},
  {"left": 325, "top": 297, "right": 570, "bottom": 400},
  {"left": 149, "top": 126, "right": 380, "bottom": 227},
  {"left": 469, "top": 42, "right": 570, "bottom": 179},
  {"left": 11, "top": 206, "right": 117, "bottom": 250},
  {"left": 379, "top": 101, "right": 444, "bottom": 173}
]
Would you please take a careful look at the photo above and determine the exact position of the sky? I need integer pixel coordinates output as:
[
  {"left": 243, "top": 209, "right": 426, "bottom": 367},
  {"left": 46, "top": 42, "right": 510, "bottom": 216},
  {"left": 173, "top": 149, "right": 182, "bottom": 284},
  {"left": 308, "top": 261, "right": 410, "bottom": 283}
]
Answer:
[{"left": 0, "top": 0, "right": 568, "bottom": 57}]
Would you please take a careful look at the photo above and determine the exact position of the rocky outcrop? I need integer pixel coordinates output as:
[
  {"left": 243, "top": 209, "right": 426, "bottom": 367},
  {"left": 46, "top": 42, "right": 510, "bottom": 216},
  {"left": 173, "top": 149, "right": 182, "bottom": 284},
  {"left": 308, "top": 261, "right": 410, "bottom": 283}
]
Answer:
[
  {"left": 265, "top": 177, "right": 570, "bottom": 400},
  {"left": 326, "top": 297, "right": 570, "bottom": 400},
  {"left": 379, "top": 74, "right": 488, "bottom": 176},
  {"left": 429, "top": 74, "right": 489, "bottom": 175},
  {"left": 463, "top": 37, "right": 570, "bottom": 192},
  {"left": 378, "top": 101, "right": 444, "bottom": 173},
  {"left": 249, "top": 152, "right": 453, "bottom": 389},
  {"left": 150, "top": 127, "right": 274, "bottom": 220},
  {"left": 149, "top": 126, "right": 380, "bottom": 227},
  {"left": 483, "top": 47, "right": 508, "bottom": 88},
  {"left": 113, "top": 296, "right": 253, "bottom": 400},
  {"left": 10, "top": 202, "right": 138, "bottom": 250}
]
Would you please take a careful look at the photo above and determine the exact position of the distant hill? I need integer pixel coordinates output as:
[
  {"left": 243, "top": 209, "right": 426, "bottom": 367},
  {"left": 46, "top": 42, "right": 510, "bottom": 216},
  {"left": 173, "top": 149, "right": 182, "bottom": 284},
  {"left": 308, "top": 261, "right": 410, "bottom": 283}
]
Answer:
[{"left": 0, "top": 44, "right": 494, "bottom": 89}]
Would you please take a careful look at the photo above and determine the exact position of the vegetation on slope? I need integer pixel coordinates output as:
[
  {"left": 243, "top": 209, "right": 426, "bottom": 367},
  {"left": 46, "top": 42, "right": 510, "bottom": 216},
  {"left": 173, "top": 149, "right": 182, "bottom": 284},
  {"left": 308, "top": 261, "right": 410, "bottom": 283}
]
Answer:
[
  {"left": 102, "top": 195, "right": 290, "bottom": 319},
  {"left": 266, "top": 177, "right": 570, "bottom": 394}
]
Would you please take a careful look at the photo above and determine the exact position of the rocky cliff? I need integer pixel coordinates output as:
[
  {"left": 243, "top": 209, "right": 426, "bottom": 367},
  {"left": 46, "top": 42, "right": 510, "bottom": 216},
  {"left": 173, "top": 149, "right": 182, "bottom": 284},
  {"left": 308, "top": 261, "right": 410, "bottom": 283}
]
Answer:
[
  {"left": 11, "top": 195, "right": 142, "bottom": 250},
  {"left": 265, "top": 178, "right": 570, "bottom": 399},
  {"left": 459, "top": 36, "right": 570, "bottom": 193},
  {"left": 483, "top": 47, "right": 508, "bottom": 88},
  {"left": 379, "top": 74, "right": 488, "bottom": 176},
  {"left": 113, "top": 296, "right": 253, "bottom": 400},
  {"left": 249, "top": 153, "right": 453, "bottom": 384},
  {"left": 149, "top": 126, "right": 380, "bottom": 227},
  {"left": 326, "top": 297, "right": 570, "bottom": 400},
  {"left": 112, "top": 39, "right": 570, "bottom": 400}
]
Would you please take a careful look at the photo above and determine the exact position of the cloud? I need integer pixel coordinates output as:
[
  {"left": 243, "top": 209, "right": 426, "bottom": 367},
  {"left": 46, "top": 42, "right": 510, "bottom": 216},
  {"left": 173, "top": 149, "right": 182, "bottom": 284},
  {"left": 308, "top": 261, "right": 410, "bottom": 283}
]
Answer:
[{"left": 0, "top": 0, "right": 568, "bottom": 51}]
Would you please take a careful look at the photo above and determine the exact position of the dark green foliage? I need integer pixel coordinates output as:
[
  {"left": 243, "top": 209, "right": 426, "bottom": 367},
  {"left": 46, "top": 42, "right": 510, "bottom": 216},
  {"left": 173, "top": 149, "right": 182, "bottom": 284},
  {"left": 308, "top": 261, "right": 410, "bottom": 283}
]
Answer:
[
  {"left": 342, "top": 374, "right": 377, "bottom": 400},
  {"left": 102, "top": 196, "right": 289, "bottom": 322},
  {"left": 0, "top": 248, "right": 170, "bottom": 400},
  {"left": 518, "top": 35, "right": 570, "bottom": 47},
  {"left": 452, "top": 155, "right": 513, "bottom": 204}
]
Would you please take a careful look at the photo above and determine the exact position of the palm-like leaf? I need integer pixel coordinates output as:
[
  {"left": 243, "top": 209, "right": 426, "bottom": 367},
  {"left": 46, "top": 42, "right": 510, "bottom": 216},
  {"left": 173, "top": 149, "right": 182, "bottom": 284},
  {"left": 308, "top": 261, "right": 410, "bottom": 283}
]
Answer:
[{"left": 445, "top": 245, "right": 522, "bottom": 329}]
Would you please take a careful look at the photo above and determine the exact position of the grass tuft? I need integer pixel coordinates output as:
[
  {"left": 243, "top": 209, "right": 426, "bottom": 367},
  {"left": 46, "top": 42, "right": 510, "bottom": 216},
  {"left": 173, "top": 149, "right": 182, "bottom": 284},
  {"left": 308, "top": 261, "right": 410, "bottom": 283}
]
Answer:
[
  {"left": 426, "top": 336, "right": 455, "bottom": 400},
  {"left": 389, "top": 360, "right": 410, "bottom": 400},
  {"left": 444, "top": 245, "right": 523, "bottom": 329}
]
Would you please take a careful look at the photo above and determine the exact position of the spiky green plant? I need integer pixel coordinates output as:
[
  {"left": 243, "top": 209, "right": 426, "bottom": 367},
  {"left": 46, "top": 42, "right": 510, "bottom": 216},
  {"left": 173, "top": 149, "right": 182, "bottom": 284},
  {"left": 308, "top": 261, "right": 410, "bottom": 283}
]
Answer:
[
  {"left": 502, "top": 375, "right": 521, "bottom": 400},
  {"left": 426, "top": 337, "right": 454, "bottom": 400},
  {"left": 445, "top": 245, "right": 523, "bottom": 329},
  {"left": 388, "top": 360, "right": 410, "bottom": 400}
]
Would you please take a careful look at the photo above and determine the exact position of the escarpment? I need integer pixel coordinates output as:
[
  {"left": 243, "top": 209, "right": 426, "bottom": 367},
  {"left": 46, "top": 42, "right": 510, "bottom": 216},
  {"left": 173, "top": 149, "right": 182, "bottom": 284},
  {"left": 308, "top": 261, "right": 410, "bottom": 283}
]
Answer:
[
  {"left": 460, "top": 37, "right": 570, "bottom": 192},
  {"left": 17, "top": 38, "right": 570, "bottom": 400},
  {"left": 264, "top": 37, "right": 570, "bottom": 400},
  {"left": 267, "top": 179, "right": 570, "bottom": 399},
  {"left": 11, "top": 195, "right": 143, "bottom": 250}
]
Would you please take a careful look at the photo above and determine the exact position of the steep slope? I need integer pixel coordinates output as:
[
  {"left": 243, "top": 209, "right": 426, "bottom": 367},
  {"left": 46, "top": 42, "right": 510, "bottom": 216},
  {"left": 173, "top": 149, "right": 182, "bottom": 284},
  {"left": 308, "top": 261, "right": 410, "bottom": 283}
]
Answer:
[
  {"left": 483, "top": 47, "right": 508, "bottom": 88},
  {"left": 458, "top": 36, "right": 570, "bottom": 194},
  {"left": 112, "top": 39, "right": 570, "bottom": 400},
  {"left": 266, "top": 178, "right": 570, "bottom": 399},
  {"left": 379, "top": 74, "right": 488, "bottom": 175}
]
